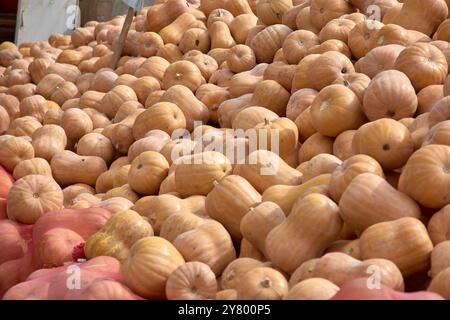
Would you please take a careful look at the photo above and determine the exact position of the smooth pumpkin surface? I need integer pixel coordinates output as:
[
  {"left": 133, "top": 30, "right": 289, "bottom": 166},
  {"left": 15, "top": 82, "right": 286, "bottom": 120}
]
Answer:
[
  {"left": 265, "top": 193, "right": 342, "bottom": 274},
  {"left": 359, "top": 218, "right": 434, "bottom": 277}
]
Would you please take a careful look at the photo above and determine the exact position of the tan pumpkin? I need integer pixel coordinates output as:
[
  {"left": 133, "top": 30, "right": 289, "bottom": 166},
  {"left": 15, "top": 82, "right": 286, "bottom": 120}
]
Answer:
[
  {"left": 239, "top": 238, "right": 266, "bottom": 261},
  {"left": 250, "top": 24, "right": 292, "bottom": 63},
  {"left": 289, "top": 252, "right": 404, "bottom": 291},
  {"left": 133, "top": 102, "right": 186, "bottom": 139},
  {"left": 31, "top": 124, "right": 67, "bottom": 161},
  {"left": 429, "top": 96, "right": 450, "bottom": 128},
  {"left": 249, "top": 80, "right": 290, "bottom": 116},
  {"left": 429, "top": 241, "right": 450, "bottom": 278},
  {"left": 359, "top": 217, "right": 434, "bottom": 277},
  {"left": 265, "top": 193, "right": 342, "bottom": 274},
  {"left": 173, "top": 220, "right": 236, "bottom": 276},
  {"left": 307, "top": 39, "right": 352, "bottom": 59},
  {"left": 159, "top": 13, "right": 199, "bottom": 45},
  {"left": 355, "top": 44, "right": 405, "bottom": 78},
  {"left": 284, "top": 278, "right": 339, "bottom": 300},
  {"left": 333, "top": 130, "right": 356, "bottom": 161},
  {"left": 286, "top": 89, "right": 318, "bottom": 122},
  {"left": 301, "top": 154, "right": 342, "bottom": 182},
  {"left": 229, "top": 13, "right": 258, "bottom": 44},
  {"left": 135, "top": 56, "right": 170, "bottom": 81},
  {"left": 209, "top": 21, "right": 236, "bottom": 49},
  {"left": 428, "top": 205, "right": 450, "bottom": 245},
  {"left": 263, "top": 61, "right": 296, "bottom": 92},
  {"left": 159, "top": 211, "right": 205, "bottom": 243},
  {"left": 160, "top": 85, "right": 209, "bottom": 131},
  {"left": 7, "top": 116, "right": 42, "bottom": 138},
  {"left": 162, "top": 60, "right": 203, "bottom": 92},
  {"left": 309, "top": 0, "right": 354, "bottom": 30},
  {"left": 339, "top": 173, "right": 421, "bottom": 235},
  {"left": 319, "top": 18, "right": 356, "bottom": 44},
  {"left": 174, "top": 151, "right": 233, "bottom": 197},
  {"left": 207, "top": 9, "right": 233, "bottom": 28},
  {"left": 240, "top": 202, "right": 286, "bottom": 256},
  {"left": 326, "top": 239, "right": 360, "bottom": 260},
  {"left": 394, "top": 43, "right": 448, "bottom": 91},
  {"left": 364, "top": 70, "right": 417, "bottom": 120},
  {"left": 205, "top": 175, "right": 261, "bottom": 241},
  {"left": 428, "top": 267, "right": 450, "bottom": 299},
  {"left": 332, "top": 72, "right": 370, "bottom": 103},
  {"left": 128, "top": 151, "right": 169, "bottom": 196},
  {"left": 12, "top": 157, "right": 52, "bottom": 180},
  {"left": 61, "top": 108, "right": 93, "bottom": 141},
  {"left": 329, "top": 154, "right": 384, "bottom": 203},
  {"left": 233, "top": 150, "right": 302, "bottom": 193},
  {"left": 221, "top": 258, "right": 267, "bottom": 290},
  {"left": 295, "top": 7, "right": 319, "bottom": 34},
  {"left": 123, "top": 236, "right": 185, "bottom": 299},
  {"left": 0, "top": 105, "right": 10, "bottom": 134},
  {"left": 422, "top": 120, "right": 450, "bottom": 147},
  {"left": 352, "top": 119, "right": 414, "bottom": 171},
  {"left": 310, "top": 84, "right": 366, "bottom": 138},
  {"left": 50, "top": 150, "right": 107, "bottom": 187},
  {"left": 62, "top": 183, "right": 95, "bottom": 208},
  {"left": 216, "top": 289, "right": 237, "bottom": 300},
  {"left": 100, "top": 85, "right": 138, "bottom": 119},
  {"left": 298, "top": 133, "right": 334, "bottom": 163},
  {"left": 348, "top": 20, "right": 384, "bottom": 59},
  {"left": 76, "top": 132, "right": 114, "bottom": 165},
  {"left": 7, "top": 174, "right": 63, "bottom": 224},
  {"left": 226, "top": 45, "right": 256, "bottom": 74},
  {"left": 130, "top": 76, "right": 161, "bottom": 105},
  {"left": 417, "top": 85, "right": 444, "bottom": 115},
  {"left": 19, "top": 95, "right": 49, "bottom": 123},
  {"left": 0, "top": 93, "right": 20, "bottom": 120},
  {"left": 194, "top": 84, "right": 231, "bottom": 124},
  {"left": 256, "top": 0, "right": 293, "bottom": 26},
  {"left": 179, "top": 28, "right": 211, "bottom": 54},
  {"left": 398, "top": 144, "right": 450, "bottom": 209},
  {"left": 0, "top": 136, "right": 35, "bottom": 171},
  {"left": 232, "top": 106, "right": 278, "bottom": 131},
  {"left": 165, "top": 262, "right": 217, "bottom": 300},
  {"left": 387, "top": 0, "right": 448, "bottom": 37},
  {"left": 236, "top": 267, "right": 288, "bottom": 300},
  {"left": 103, "top": 184, "right": 140, "bottom": 204}
]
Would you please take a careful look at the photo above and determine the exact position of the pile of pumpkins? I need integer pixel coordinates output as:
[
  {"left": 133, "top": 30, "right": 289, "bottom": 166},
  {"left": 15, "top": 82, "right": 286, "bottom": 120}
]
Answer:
[{"left": 0, "top": 0, "right": 450, "bottom": 300}]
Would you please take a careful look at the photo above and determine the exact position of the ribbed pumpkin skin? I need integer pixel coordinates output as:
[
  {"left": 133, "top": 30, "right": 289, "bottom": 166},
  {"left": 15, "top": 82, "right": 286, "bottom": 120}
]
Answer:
[
  {"left": 165, "top": 262, "right": 217, "bottom": 300},
  {"left": 398, "top": 144, "right": 450, "bottom": 209},
  {"left": 173, "top": 220, "right": 237, "bottom": 276},
  {"left": 85, "top": 210, "right": 154, "bottom": 263},
  {"left": 221, "top": 258, "right": 267, "bottom": 290},
  {"left": 363, "top": 70, "right": 418, "bottom": 121},
  {"left": 123, "top": 236, "right": 185, "bottom": 299},
  {"left": 265, "top": 194, "right": 342, "bottom": 274},
  {"left": 359, "top": 218, "right": 434, "bottom": 277},
  {"left": 339, "top": 173, "right": 421, "bottom": 235},
  {"left": 288, "top": 252, "right": 404, "bottom": 291},
  {"left": 394, "top": 43, "right": 448, "bottom": 91},
  {"left": 7, "top": 174, "right": 64, "bottom": 224}
]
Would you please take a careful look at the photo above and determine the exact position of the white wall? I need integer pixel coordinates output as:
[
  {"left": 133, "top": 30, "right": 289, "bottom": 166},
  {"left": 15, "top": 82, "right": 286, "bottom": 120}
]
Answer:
[{"left": 15, "top": 0, "right": 80, "bottom": 44}]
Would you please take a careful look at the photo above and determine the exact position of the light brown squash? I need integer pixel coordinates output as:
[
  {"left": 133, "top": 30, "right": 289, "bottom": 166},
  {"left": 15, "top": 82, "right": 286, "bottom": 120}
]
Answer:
[{"left": 236, "top": 267, "right": 288, "bottom": 300}]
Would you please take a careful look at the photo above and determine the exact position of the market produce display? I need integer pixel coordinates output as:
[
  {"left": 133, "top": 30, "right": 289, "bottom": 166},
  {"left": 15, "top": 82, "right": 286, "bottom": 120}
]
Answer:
[{"left": 0, "top": 0, "right": 450, "bottom": 300}]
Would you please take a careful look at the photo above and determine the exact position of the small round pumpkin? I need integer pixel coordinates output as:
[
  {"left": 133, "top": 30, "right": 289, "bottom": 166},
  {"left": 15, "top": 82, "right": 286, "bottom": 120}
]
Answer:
[
  {"left": 0, "top": 136, "right": 35, "bottom": 172},
  {"left": 7, "top": 174, "right": 63, "bottom": 224},
  {"left": 132, "top": 102, "right": 186, "bottom": 139},
  {"left": 12, "top": 157, "right": 52, "bottom": 180},
  {"left": 398, "top": 144, "right": 450, "bottom": 209},
  {"left": 123, "top": 236, "right": 185, "bottom": 299},
  {"left": 61, "top": 108, "right": 93, "bottom": 141},
  {"left": 363, "top": 70, "right": 417, "bottom": 121},
  {"left": 162, "top": 60, "right": 203, "bottom": 92},
  {"left": 310, "top": 84, "right": 366, "bottom": 138},
  {"left": 76, "top": 132, "right": 115, "bottom": 165},
  {"left": 165, "top": 262, "right": 217, "bottom": 300},
  {"left": 236, "top": 267, "right": 288, "bottom": 300},
  {"left": 395, "top": 43, "right": 448, "bottom": 91},
  {"left": 352, "top": 119, "right": 414, "bottom": 171},
  {"left": 128, "top": 151, "right": 170, "bottom": 196}
]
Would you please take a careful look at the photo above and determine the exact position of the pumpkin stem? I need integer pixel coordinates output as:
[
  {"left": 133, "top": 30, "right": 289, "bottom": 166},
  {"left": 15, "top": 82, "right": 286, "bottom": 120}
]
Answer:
[{"left": 213, "top": 180, "right": 219, "bottom": 187}]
